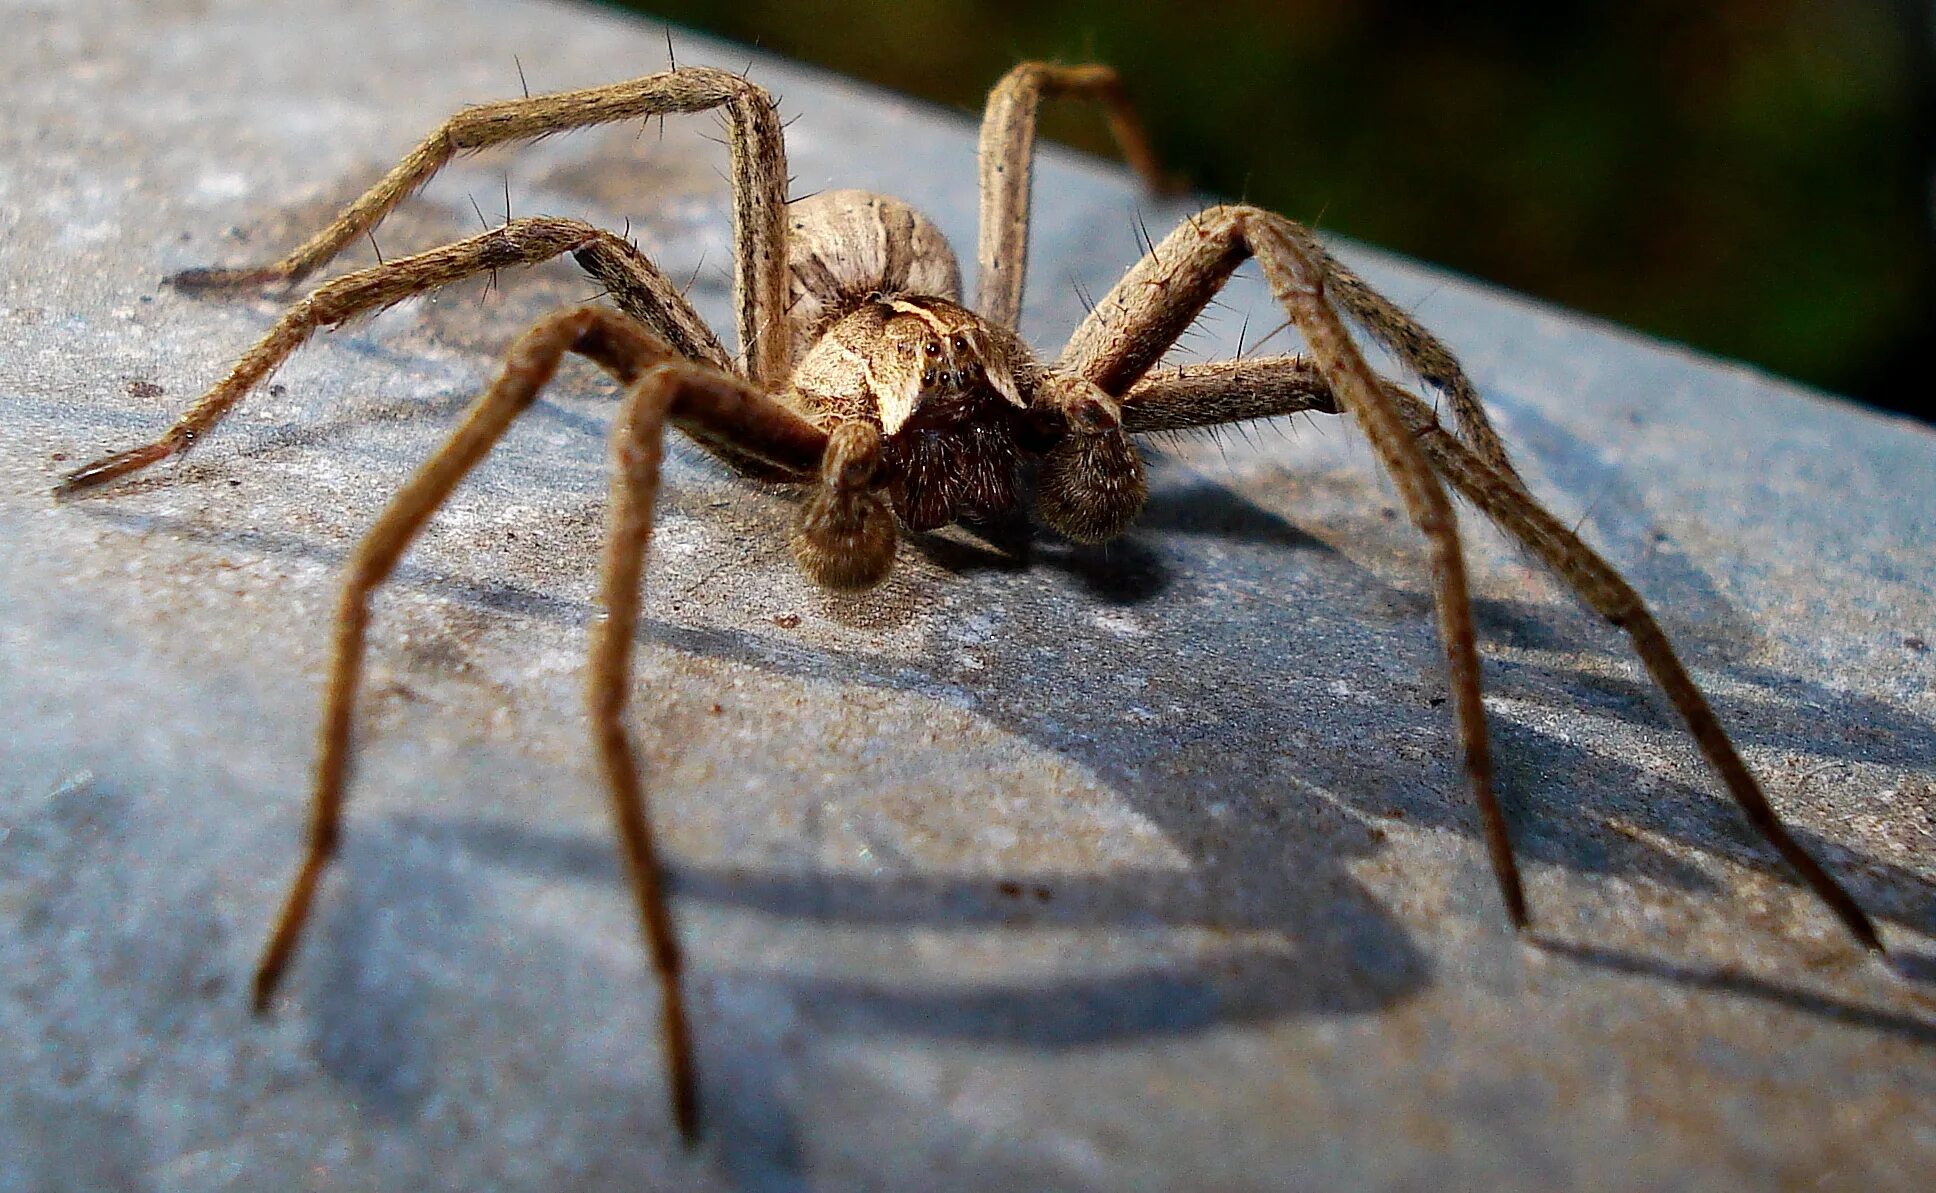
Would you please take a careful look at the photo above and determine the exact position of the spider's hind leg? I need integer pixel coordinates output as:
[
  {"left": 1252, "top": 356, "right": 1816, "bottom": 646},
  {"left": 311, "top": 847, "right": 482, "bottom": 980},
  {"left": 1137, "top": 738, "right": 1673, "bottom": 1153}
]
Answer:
[
  {"left": 975, "top": 61, "right": 1173, "bottom": 329},
  {"left": 57, "top": 218, "right": 729, "bottom": 495},
  {"left": 172, "top": 66, "right": 792, "bottom": 386}
]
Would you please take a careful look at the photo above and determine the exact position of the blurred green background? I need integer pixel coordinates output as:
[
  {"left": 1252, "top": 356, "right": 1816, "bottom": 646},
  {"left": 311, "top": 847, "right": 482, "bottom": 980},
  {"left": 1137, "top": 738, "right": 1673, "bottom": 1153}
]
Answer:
[{"left": 611, "top": 0, "right": 1935, "bottom": 422}]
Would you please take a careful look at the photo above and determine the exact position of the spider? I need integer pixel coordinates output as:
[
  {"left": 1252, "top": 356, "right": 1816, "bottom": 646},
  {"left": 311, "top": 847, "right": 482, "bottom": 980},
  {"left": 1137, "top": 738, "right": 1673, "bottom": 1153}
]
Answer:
[{"left": 56, "top": 61, "right": 1885, "bottom": 1143}]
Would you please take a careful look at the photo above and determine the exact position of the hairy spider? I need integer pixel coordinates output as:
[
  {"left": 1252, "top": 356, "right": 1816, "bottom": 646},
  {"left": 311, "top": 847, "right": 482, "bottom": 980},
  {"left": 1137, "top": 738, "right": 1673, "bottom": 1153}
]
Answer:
[{"left": 57, "top": 61, "right": 1884, "bottom": 1143}]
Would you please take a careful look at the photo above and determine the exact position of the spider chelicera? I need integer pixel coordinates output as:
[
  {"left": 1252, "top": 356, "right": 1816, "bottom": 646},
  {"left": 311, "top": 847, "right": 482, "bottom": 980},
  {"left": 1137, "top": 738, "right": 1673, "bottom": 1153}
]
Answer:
[{"left": 56, "top": 61, "right": 1884, "bottom": 1143}]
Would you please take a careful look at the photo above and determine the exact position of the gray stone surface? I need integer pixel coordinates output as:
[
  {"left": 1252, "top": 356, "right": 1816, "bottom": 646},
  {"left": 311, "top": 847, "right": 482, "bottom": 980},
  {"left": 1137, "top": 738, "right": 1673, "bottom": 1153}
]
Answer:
[{"left": 3, "top": 0, "right": 1934, "bottom": 1189}]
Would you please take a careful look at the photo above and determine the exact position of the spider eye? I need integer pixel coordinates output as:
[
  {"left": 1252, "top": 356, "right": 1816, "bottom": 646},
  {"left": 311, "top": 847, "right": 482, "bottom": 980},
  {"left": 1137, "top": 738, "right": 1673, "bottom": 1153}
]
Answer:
[
  {"left": 952, "top": 335, "right": 968, "bottom": 353},
  {"left": 922, "top": 368, "right": 937, "bottom": 385},
  {"left": 924, "top": 340, "right": 939, "bottom": 356}
]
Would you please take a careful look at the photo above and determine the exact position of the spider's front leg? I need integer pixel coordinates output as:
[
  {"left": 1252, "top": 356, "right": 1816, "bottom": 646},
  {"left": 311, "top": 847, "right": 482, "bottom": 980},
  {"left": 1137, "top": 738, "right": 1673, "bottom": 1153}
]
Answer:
[
  {"left": 173, "top": 66, "right": 793, "bottom": 387},
  {"left": 1063, "top": 205, "right": 1525, "bottom": 487},
  {"left": 1378, "top": 388, "right": 1885, "bottom": 952},
  {"left": 250, "top": 305, "right": 829, "bottom": 1145},
  {"left": 1051, "top": 204, "right": 1882, "bottom": 952}
]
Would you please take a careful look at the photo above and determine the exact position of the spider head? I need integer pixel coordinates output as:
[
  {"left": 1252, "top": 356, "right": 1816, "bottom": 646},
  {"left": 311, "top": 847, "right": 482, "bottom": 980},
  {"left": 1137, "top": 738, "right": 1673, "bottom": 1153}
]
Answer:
[
  {"left": 869, "top": 298, "right": 1036, "bottom": 530},
  {"left": 866, "top": 296, "right": 1027, "bottom": 436},
  {"left": 794, "top": 295, "right": 1040, "bottom": 531}
]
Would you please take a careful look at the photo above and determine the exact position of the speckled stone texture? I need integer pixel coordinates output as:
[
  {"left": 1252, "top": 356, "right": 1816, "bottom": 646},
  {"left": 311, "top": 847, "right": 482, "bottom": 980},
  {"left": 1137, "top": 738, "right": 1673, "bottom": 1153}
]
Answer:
[{"left": 2, "top": 1, "right": 1933, "bottom": 1189}]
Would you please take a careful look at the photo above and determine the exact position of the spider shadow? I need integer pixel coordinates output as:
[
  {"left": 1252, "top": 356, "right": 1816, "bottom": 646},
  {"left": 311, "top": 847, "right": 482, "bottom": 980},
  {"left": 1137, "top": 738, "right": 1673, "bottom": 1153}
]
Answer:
[
  {"left": 73, "top": 436, "right": 1936, "bottom": 928},
  {"left": 57, "top": 357, "right": 1936, "bottom": 1186},
  {"left": 1525, "top": 936, "right": 1936, "bottom": 1044},
  {"left": 354, "top": 450, "right": 1935, "bottom": 1182},
  {"left": 376, "top": 807, "right": 1427, "bottom": 1180},
  {"left": 909, "top": 511, "right": 1180, "bottom": 606}
]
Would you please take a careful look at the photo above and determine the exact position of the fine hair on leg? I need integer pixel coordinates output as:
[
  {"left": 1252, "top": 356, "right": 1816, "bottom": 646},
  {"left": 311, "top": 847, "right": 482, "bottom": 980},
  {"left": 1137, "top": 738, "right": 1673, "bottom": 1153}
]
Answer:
[{"left": 169, "top": 67, "right": 792, "bottom": 387}]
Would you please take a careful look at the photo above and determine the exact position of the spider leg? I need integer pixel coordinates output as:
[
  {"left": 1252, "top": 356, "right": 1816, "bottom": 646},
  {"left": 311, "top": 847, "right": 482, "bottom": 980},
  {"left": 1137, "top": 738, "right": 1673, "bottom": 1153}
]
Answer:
[
  {"left": 57, "top": 218, "right": 731, "bottom": 494},
  {"left": 1117, "top": 355, "right": 1338, "bottom": 433},
  {"left": 1380, "top": 384, "right": 1885, "bottom": 952},
  {"left": 1099, "top": 257, "right": 1883, "bottom": 950},
  {"left": 250, "top": 305, "right": 827, "bottom": 1146},
  {"left": 1063, "top": 205, "right": 1524, "bottom": 486},
  {"left": 591, "top": 355, "right": 838, "bottom": 1142},
  {"left": 1243, "top": 213, "right": 1528, "bottom": 929},
  {"left": 172, "top": 67, "right": 791, "bottom": 386},
  {"left": 975, "top": 62, "right": 1171, "bottom": 329},
  {"left": 1046, "top": 205, "right": 1522, "bottom": 924}
]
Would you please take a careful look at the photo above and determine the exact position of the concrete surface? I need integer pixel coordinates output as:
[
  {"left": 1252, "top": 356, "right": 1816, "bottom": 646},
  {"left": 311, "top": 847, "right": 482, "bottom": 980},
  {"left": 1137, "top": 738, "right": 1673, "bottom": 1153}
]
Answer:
[{"left": 2, "top": 0, "right": 1933, "bottom": 1189}]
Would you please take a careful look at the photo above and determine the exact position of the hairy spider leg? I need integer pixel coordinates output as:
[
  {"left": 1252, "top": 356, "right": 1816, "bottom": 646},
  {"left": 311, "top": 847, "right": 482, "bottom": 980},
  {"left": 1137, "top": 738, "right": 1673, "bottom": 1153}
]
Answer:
[
  {"left": 56, "top": 218, "right": 735, "bottom": 494},
  {"left": 249, "top": 306, "right": 828, "bottom": 1146},
  {"left": 974, "top": 62, "right": 1172, "bottom": 330},
  {"left": 1116, "top": 355, "right": 1339, "bottom": 432},
  {"left": 1076, "top": 208, "right": 1882, "bottom": 952},
  {"left": 1045, "top": 206, "right": 1510, "bottom": 921},
  {"left": 168, "top": 66, "right": 792, "bottom": 387}
]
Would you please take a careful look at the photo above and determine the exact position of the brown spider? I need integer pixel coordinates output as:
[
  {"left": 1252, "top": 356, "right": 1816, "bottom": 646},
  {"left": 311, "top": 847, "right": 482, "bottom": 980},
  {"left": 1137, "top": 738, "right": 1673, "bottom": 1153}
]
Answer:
[{"left": 56, "top": 61, "right": 1884, "bottom": 1143}]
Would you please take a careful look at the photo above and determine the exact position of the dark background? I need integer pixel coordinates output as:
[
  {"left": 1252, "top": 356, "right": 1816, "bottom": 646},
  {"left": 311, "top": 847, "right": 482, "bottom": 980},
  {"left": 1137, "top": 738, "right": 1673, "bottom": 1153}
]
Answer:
[{"left": 609, "top": 0, "right": 1935, "bottom": 424}]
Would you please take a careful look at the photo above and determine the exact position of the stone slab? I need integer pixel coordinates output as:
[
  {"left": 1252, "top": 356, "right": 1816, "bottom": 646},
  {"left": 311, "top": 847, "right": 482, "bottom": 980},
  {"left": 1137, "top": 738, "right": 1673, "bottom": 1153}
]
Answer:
[{"left": 1, "top": 1, "right": 1933, "bottom": 1190}]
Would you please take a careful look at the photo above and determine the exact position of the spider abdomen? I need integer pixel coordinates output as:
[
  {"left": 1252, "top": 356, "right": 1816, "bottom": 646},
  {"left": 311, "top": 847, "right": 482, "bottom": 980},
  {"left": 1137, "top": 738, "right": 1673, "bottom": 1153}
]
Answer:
[{"left": 784, "top": 190, "right": 962, "bottom": 361}]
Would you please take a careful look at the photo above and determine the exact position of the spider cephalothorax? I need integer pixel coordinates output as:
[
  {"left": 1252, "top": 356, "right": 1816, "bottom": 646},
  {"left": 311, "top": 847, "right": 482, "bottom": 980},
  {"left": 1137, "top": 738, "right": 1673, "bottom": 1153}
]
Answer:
[
  {"left": 793, "top": 289, "right": 1038, "bottom": 532},
  {"left": 57, "top": 59, "right": 1887, "bottom": 1145}
]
